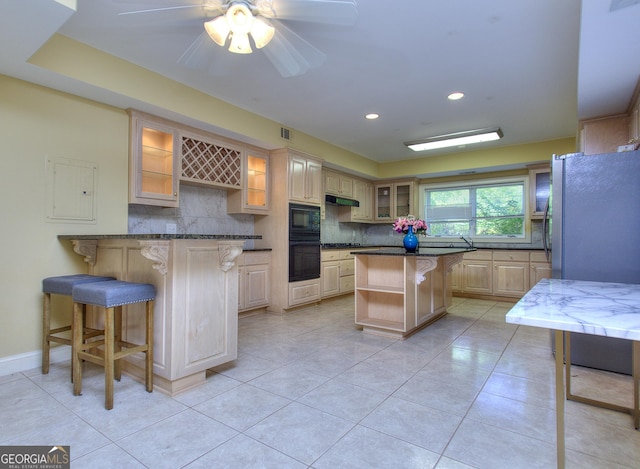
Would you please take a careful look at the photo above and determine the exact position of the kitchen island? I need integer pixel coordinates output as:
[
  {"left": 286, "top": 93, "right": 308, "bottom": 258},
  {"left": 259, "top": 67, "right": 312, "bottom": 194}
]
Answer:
[
  {"left": 59, "top": 234, "right": 260, "bottom": 395},
  {"left": 353, "top": 247, "right": 471, "bottom": 338}
]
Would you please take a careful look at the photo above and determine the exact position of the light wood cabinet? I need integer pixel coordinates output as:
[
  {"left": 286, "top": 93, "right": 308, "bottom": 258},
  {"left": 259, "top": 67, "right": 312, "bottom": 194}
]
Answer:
[
  {"left": 452, "top": 249, "right": 552, "bottom": 299},
  {"left": 288, "top": 151, "right": 323, "bottom": 205},
  {"left": 337, "top": 178, "right": 374, "bottom": 222},
  {"left": 451, "top": 250, "right": 493, "bottom": 295},
  {"left": 324, "top": 169, "right": 354, "bottom": 198},
  {"left": 530, "top": 251, "right": 552, "bottom": 289},
  {"left": 228, "top": 148, "right": 270, "bottom": 214},
  {"left": 579, "top": 114, "right": 630, "bottom": 155},
  {"left": 354, "top": 252, "right": 456, "bottom": 338},
  {"left": 254, "top": 148, "right": 324, "bottom": 314},
  {"left": 237, "top": 251, "right": 270, "bottom": 313},
  {"left": 528, "top": 164, "right": 550, "bottom": 219},
  {"left": 321, "top": 249, "right": 360, "bottom": 298},
  {"left": 128, "top": 110, "right": 179, "bottom": 207},
  {"left": 374, "top": 179, "right": 416, "bottom": 222},
  {"left": 493, "top": 251, "right": 530, "bottom": 298}
]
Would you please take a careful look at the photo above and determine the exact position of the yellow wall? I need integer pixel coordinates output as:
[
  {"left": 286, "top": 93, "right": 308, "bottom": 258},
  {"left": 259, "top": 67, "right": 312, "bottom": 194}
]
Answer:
[{"left": 0, "top": 76, "right": 129, "bottom": 360}]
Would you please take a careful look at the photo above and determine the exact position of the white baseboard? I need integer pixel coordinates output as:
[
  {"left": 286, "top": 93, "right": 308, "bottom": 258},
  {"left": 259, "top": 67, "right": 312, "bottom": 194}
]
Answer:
[{"left": 0, "top": 346, "right": 71, "bottom": 377}]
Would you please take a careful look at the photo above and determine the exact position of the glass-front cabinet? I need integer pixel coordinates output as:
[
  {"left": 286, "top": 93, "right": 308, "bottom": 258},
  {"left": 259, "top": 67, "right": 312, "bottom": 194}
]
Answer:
[
  {"left": 528, "top": 164, "right": 550, "bottom": 219},
  {"left": 228, "top": 148, "right": 270, "bottom": 214},
  {"left": 128, "top": 110, "right": 179, "bottom": 207},
  {"left": 374, "top": 180, "right": 416, "bottom": 222}
]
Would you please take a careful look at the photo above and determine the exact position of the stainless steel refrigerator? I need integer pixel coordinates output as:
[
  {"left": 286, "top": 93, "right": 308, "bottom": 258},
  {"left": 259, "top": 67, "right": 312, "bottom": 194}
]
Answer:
[{"left": 551, "top": 150, "right": 640, "bottom": 374}]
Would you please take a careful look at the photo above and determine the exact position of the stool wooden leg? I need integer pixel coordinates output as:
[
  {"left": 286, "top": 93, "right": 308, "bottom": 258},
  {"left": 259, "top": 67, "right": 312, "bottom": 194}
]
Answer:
[
  {"left": 105, "top": 306, "right": 115, "bottom": 410},
  {"left": 114, "top": 306, "right": 122, "bottom": 382},
  {"left": 42, "top": 293, "right": 51, "bottom": 374},
  {"left": 146, "top": 300, "right": 154, "bottom": 393},
  {"left": 72, "top": 302, "right": 83, "bottom": 396}
]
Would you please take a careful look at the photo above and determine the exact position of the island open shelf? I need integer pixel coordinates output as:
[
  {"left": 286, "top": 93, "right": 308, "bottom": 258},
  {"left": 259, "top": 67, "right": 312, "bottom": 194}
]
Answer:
[{"left": 353, "top": 248, "right": 467, "bottom": 339}]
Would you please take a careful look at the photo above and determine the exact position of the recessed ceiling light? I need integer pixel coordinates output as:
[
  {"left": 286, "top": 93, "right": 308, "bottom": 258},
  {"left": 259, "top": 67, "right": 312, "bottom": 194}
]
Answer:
[
  {"left": 365, "top": 113, "right": 379, "bottom": 120},
  {"left": 448, "top": 92, "right": 465, "bottom": 101}
]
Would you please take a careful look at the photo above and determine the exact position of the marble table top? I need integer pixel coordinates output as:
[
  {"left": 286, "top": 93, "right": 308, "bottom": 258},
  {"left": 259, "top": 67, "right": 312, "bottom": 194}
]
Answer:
[{"left": 506, "top": 278, "right": 640, "bottom": 341}]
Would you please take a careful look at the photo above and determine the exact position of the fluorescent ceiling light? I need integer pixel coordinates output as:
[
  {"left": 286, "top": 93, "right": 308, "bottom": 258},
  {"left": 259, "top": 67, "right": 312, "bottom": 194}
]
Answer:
[{"left": 405, "top": 128, "right": 503, "bottom": 151}]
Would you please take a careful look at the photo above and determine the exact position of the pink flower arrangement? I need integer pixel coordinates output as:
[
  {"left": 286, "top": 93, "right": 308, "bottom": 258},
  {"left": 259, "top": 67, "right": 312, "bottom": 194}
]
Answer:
[{"left": 392, "top": 215, "right": 428, "bottom": 235}]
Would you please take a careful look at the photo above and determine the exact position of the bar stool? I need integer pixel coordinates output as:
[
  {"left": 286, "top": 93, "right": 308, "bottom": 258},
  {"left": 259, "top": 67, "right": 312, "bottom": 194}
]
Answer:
[
  {"left": 71, "top": 280, "right": 155, "bottom": 410},
  {"left": 42, "top": 274, "right": 116, "bottom": 377}
]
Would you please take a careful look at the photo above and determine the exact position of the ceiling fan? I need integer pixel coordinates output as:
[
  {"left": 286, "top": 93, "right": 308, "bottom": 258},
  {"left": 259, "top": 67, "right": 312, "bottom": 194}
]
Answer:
[{"left": 117, "top": 0, "right": 358, "bottom": 77}]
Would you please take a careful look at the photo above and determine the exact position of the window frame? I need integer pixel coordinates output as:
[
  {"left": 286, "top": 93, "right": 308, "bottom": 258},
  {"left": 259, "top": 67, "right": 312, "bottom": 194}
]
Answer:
[{"left": 419, "top": 176, "right": 531, "bottom": 244}]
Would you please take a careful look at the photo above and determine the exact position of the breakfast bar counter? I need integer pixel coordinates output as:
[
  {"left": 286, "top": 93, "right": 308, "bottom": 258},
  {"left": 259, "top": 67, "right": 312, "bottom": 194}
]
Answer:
[
  {"left": 352, "top": 247, "right": 471, "bottom": 338},
  {"left": 59, "top": 234, "right": 260, "bottom": 395},
  {"left": 506, "top": 278, "right": 640, "bottom": 468}
]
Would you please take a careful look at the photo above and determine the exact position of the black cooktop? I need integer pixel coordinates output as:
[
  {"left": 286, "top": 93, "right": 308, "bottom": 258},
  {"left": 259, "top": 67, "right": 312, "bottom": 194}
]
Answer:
[{"left": 321, "top": 243, "right": 362, "bottom": 248}]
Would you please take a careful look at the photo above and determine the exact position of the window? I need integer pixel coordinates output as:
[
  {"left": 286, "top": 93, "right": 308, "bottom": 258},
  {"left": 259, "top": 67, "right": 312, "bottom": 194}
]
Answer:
[{"left": 420, "top": 177, "right": 530, "bottom": 243}]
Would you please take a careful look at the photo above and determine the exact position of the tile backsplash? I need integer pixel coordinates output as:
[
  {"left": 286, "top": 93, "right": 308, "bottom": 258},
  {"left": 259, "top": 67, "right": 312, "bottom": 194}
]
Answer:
[
  {"left": 129, "top": 187, "right": 545, "bottom": 251},
  {"left": 128, "top": 184, "right": 256, "bottom": 248}
]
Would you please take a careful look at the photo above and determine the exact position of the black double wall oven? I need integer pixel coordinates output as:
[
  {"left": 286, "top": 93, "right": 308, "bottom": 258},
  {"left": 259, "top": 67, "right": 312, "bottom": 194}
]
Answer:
[{"left": 289, "top": 203, "right": 321, "bottom": 282}]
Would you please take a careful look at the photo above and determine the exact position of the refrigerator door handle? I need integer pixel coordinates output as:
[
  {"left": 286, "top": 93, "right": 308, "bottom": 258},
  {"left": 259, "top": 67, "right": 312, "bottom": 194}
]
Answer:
[{"left": 542, "top": 196, "right": 550, "bottom": 261}]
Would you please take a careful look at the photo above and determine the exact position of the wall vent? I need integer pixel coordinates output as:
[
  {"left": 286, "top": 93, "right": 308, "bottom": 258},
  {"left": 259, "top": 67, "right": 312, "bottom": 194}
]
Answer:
[{"left": 280, "top": 127, "right": 292, "bottom": 141}]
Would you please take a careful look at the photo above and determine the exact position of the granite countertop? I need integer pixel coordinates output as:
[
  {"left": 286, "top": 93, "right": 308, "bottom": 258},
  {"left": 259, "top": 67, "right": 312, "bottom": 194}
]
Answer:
[
  {"left": 506, "top": 278, "right": 640, "bottom": 339},
  {"left": 58, "top": 234, "right": 261, "bottom": 240},
  {"left": 352, "top": 247, "right": 475, "bottom": 257}
]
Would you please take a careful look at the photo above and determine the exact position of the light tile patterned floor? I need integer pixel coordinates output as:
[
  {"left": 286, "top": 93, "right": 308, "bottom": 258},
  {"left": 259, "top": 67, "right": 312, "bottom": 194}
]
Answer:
[{"left": 2, "top": 296, "right": 639, "bottom": 468}]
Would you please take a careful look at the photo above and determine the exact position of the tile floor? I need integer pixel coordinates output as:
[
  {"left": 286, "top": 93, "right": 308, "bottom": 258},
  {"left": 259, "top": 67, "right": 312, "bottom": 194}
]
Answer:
[{"left": 2, "top": 296, "right": 640, "bottom": 468}]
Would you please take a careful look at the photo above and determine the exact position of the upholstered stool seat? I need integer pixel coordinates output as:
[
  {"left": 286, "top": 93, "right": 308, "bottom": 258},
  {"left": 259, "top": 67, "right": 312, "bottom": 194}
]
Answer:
[
  {"left": 42, "top": 274, "right": 116, "bottom": 377},
  {"left": 72, "top": 280, "right": 155, "bottom": 410}
]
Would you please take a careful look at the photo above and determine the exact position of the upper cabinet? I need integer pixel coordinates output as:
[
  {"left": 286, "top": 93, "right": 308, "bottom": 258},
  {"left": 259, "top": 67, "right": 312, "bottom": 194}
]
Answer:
[
  {"left": 128, "top": 110, "right": 179, "bottom": 207},
  {"left": 228, "top": 147, "right": 270, "bottom": 214},
  {"left": 528, "top": 163, "right": 550, "bottom": 219},
  {"left": 324, "top": 169, "right": 354, "bottom": 198},
  {"left": 288, "top": 150, "right": 323, "bottom": 205},
  {"left": 579, "top": 114, "right": 630, "bottom": 155},
  {"left": 374, "top": 179, "right": 417, "bottom": 222}
]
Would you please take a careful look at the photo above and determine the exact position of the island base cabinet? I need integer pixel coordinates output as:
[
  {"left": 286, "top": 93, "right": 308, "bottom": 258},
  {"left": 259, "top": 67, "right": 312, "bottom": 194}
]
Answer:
[
  {"left": 81, "top": 238, "right": 241, "bottom": 396},
  {"left": 354, "top": 253, "right": 455, "bottom": 339}
]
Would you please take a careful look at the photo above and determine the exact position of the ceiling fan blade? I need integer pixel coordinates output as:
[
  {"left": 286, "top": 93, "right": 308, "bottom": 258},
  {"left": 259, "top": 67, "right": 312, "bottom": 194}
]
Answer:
[
  {"left": 116, "top": 1, "right": 225, "bottom": 16},
  {"left": 177, "top": 30, "right": 231, "bottom": 75},
  {"left": 267, "top": 0, "right": 357, "bottom": 25},
  {"left": 262, "top": 21, "right": 325, "bottom": 77}
]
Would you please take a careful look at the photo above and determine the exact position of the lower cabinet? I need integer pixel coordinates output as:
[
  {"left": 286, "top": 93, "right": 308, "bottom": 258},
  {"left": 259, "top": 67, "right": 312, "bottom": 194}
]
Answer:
[
  {"left": 289, "top": 278, "right": 321, "bottom": 306},
  {"left": 321, "top": 249, "right": 362, "bottom": 298},
  {"left": 451, "top": 250, "right": 493, "bottom": 295},
  {"left": 530, "top": 251, "right": 552, "bottom": 289},
  {"left": 238, "top": 251, "right": 271, "bottom": 313},
  {"left": 492, "top": 251, "right": 530, "bottom": 298},
  {"left": 452, "top": 249, "right": 551, "bottom": 299}
]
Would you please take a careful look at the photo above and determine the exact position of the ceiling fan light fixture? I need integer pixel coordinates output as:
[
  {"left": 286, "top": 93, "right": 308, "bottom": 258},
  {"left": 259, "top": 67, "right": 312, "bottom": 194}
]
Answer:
[
  {"left": 251, "top": 17, "right": 275, "bottom": 49},
  {"left": 204, "top": 16, "right": 230, "bottom": 46},
  {"left": 226, "top": 3, "right": 253, "bottom": 35},
  {"left": 405, "top": 128, "right": 503, "bottom": 151},
  {"left": 228, "top": 31, "right": 253, "bottom": 53}
]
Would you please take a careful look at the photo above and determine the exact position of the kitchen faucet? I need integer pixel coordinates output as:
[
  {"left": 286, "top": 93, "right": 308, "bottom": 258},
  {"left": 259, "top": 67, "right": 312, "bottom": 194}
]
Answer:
[{"left": 460, "top": 235, "right": 474, "bottom": 248}]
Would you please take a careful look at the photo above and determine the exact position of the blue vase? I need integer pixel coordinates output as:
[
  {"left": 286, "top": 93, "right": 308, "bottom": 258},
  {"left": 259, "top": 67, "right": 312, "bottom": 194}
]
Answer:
[{"left": 403, "top": 225, "right": 418, "bottom": 252}]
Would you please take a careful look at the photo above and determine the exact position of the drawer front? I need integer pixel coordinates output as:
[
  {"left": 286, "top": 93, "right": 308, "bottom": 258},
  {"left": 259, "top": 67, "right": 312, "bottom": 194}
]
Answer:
[
  {"left": 340, "top": 250, "right": 356, "bottom": 260},
  {"left": 244, "top": 251, "right": 271, "bottom": 265},
  {"left": 463, "top": 250, "right": 493, "bottom": 261},
  {"left": 529, "top": 251, "right": 549, "bottom": 263},
  {"left": 321, "top": 250, "right": 340, "bottom": 262},
  {"left": 339, "top": 275, "right": 355, "bottom": 292},
  {"left": 289, "top": 280, "right": 321, "bottom": 305},
  {"left": 493, "top": 251, "right": 530, "bottom": 262},
  {"left": 339, "top": 259, "right": 355, "bottom": 276}
]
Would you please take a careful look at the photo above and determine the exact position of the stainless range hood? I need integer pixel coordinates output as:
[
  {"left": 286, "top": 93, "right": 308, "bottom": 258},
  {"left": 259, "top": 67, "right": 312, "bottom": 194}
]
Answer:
[{"left": 325, "top": 195, "right": 360, "bottom": 207}]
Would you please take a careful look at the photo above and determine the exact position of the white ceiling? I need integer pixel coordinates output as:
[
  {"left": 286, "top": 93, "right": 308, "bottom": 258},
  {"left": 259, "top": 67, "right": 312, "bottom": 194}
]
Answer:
[{"left": 1, "top": 0, "right": 639, "bottom": 165}]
